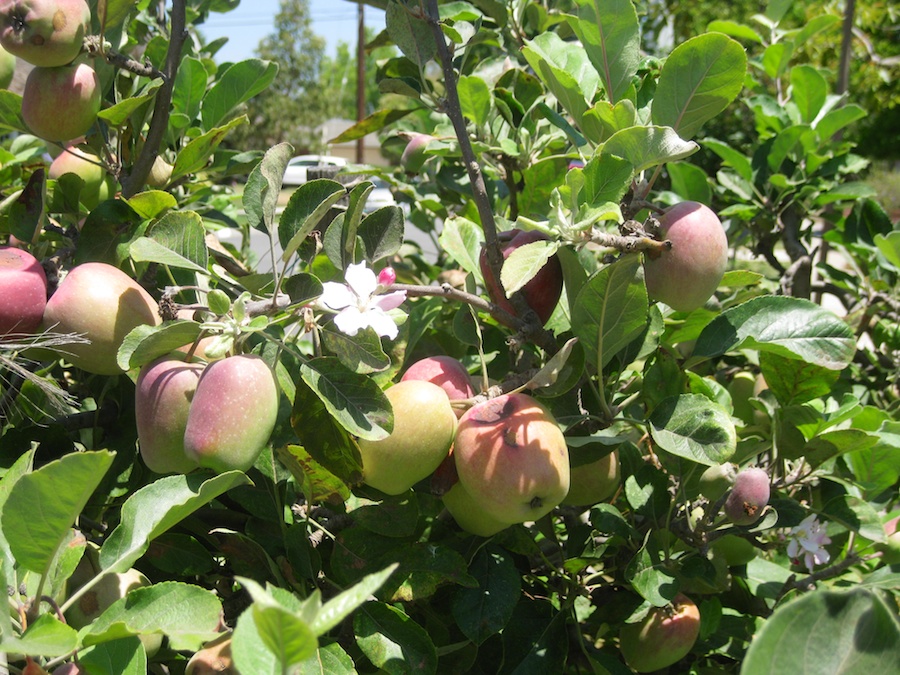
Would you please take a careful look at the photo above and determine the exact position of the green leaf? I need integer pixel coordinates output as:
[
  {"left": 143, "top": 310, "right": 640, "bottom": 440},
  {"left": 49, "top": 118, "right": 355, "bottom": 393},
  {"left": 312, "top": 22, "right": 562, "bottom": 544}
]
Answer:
[
  {"left": 626, "top": 539, "right": 679, "bottom": 606},
  {"left": 649, "top": 394, "right": 737, "bottom": 465},
  {"left": 451, "top": 546, "right": 521, "bottom": 645},
  {"left": 81, "top": 582, "right": 221, "bottom": 651},
  {"left": 1, "top": 613, "right": 78, "bottom": 657},
  {"left": 0, "top": 89, "right": 27, "bottom": 133},
  {"left": 2, "top": 451, "right": 114, "bottom": 574},
  {"left": 600, "top": 125, "right": 698, "bottom": 172},
  {"left": 790, "top": 65, "right": 828, "bottom": 125},
  {"left": 500, "top": 238, "right": 559, "bottom": 296},
  {"left": 790, "top": 429, "right": 878, "bottom": 468},
  {"left": 146, "top": 210, "right": 209, "bottom": 270},
  {"left": 171, "top": 116, "right": 247, "bottom": 180},
  {"left": 707, "top": 20, "right": 763, "bottom": 44},
  {"left": 457, "top": 75, "right": 492, "bottom": 126},
  {"left": 321, "top": 327, "right": 391, "bottom": 375},
  {"left": 569, "top": 0, "right": 641, "bottom": 103},
  {"left": 172, "top": 56, "right": 208, "bottom": 129},
  {"left": 703, "top": 138, "right": 753, "bottom": 182},
  {"left": 874, "top": 233, "right": 900, "bottom": 270},
  {"left": 767, "top": 124, "right": 810, "bottom": 173},
  {"left": 78, "top": 637, "right": 146, "bottom": 675},
  {"left": 667, "top": 162, "right": 712, "bottom": 204},
  {"left": 279, "top": 179, "right": 347, "bottom": 259},
  {"left": 438, "top": 217, "right": 484, "bottom": 277},
  {"left": 130, "top": 236, "right": 207, "bottom": 273},
  {"left": 741, "top": 589, "right": 900, "bottom": 674},
  {"left": 283, "top": 273, "right": 324, "bottom": 306},
  {"left": 815, "top": 181, "right": 877, "bottom": 206},
  {"left": 116, "top": 321, "right": 203, "bottom": 371},
  {"left": 581, "top": 154, "right": 633, "bottom": 206},
  {"left": 571, "top": 256, "right": 648, "bottom": 368},
  {"left": 815, "top": 104, "right": 866, "bottom": 140},
  {"left": 651, "top": 33, "right": 747, "bottom": 140},
  {"left": 244, "top": 142, "right": 294, "bottom": 237},
  {"left": 202, "top": 59, "right": 278, "bottom": 130},
  {"left": 821, "top": 495, "right": 885, "bottom": 543},
  {"left": 233, "top": 602, "right": 280, "bottom": 675},
  {"left": 328, "top": 109, "right": 415, "bottom": 143},
  {"left": 99, "top": 472, "right": 250, "bottom": 574},
  {"left": 126, "top": 190, "right": 178, "bottom": 220},
  {"left": 97, "top": 81, "right": 162, "bottom": 126},
  {"left": 313, "top": 564, "right": 399, "bottom": 636},
  {"left": 759, "top": 350, "right": 840, "bottom": 406},
  {"left": 385, "top": 1, "right": 436, "bottom": 65},
  {"left": 276, "top": 445, "right": 351, "bottom": 504},
  {"left": 691, "top": 296, "right": 855, "bottom": 370},
  {"left": 300, "top": 357, "right": 392, "bottom": 441},
  {"left": 359, "top": 205, "right": 405, "bottom": 263},
  {"left": 296, "top": 641, "right": 357, "bottom": 674},
  {"left": 354, "top": 602, "right": 438, "bottom": 675},
  {"left": 252, "top": 604, "right": 318, "bottom": 668}
]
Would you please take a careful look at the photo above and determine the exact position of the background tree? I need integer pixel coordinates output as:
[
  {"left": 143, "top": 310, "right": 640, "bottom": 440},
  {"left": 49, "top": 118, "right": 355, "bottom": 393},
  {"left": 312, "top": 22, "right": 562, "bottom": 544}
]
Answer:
[{"left": 318, "top": 27, "right": 397, "bottom": 121}]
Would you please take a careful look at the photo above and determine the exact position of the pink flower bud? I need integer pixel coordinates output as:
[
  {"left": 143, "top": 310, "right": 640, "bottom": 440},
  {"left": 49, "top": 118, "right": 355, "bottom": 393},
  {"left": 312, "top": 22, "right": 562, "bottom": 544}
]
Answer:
[{"left": 377, "top": 267, "right": 397, "bottom": 288}]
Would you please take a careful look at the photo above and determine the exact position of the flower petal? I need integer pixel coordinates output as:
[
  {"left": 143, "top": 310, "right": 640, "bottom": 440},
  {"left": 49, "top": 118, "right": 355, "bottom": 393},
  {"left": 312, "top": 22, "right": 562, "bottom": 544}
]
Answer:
[
  {"left": 362, "top": 308, "right": 399, "bottom": 339},
  {"left": 333, "top": 307, "right": 367, "bottom": 336},
  {"left": 319, "top": 282, "right": 356, "bottom": 310},
  {"left": 344, "top": 262, "right": 377, "bottom": 300},
  {"left": 374, "top": 290, "right": 407, "bottom": 312}
]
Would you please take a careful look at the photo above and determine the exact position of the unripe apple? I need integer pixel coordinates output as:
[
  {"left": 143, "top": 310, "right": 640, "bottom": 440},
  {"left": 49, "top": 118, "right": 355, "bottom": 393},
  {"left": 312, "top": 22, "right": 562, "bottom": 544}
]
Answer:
[
  {"left": 643, "top": 201, "right": 728, "bottom": 312},
  {"left": 49, "top": 146, "right": 114, "bottom": 209},
  {"left": 357, "top": 379, "right": 457, "bottom": 495},
  {"left": 0, "top": 0, "right": 90, "bottom": 67},
  {"left": 479, "top": 229, "right": 563, "bottom": 325},
  {"left": 0, "top": 41, "right": 15, "bottom": 88},
  {"left": 723, "top": 467, "right": 770, "bottom": 526},
  {"left": 136, "top": 356, "right": 204, "bottom": 474},
  {"left": 41, "top": 262, "right": 160, "bottom": 374},
  {"left": 400, "top": 355, "right": 474, "bottom": 418},
  {"left": 710, "top": 534, "right": 757, "bottom": 566},
  {"left": 454, "top": 393, "right": 569, "bottom": 524},
  {"left": 442, "top": 481, "right": 509, "bottom": 537},
  {"left": 183, "top": 354, "right": 279, "bottom": 473},
  {"left": 0, "top": 246, "right": 47, "bottom": 336},
  {"left": 51, "top": 663, "right": 87, "bottom": 674},
  {"left": 698, "top": 462, "right": 736, "bottom": 502},
  {"left": 562, "top": 450, "right": 619, "bottom": 507},
  {"left": 399, "top": 132, "right": 433, "bottom": 173},
  {"left": 21, "top": 60, "right": 100, "bottom": 141},
  {"left": 146, "top": 155, "right": 173, "bottom": 188},
  {"left": 619, "top": 593, "right": 700, "bottom": 673},
  {"left": 186, "top": 633, "right": 236, "bottom": 674}
]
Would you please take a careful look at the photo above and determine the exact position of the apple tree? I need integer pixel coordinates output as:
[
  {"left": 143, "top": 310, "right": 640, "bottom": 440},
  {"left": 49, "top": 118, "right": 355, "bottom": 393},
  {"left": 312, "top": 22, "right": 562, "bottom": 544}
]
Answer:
[{"left": 0, "top": 0, "right": 898, "bottom": 673}]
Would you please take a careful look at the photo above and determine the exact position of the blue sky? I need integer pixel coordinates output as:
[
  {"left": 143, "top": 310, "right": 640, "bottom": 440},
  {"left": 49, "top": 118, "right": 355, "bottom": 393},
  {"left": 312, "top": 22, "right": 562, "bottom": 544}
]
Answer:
[{"left": 200, "top": 0, "right": 387, "bottom": 63}]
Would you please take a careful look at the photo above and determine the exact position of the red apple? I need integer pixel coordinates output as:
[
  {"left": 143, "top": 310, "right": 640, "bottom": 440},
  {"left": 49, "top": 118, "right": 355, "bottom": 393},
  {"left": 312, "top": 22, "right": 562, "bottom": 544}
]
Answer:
[
  {"left": 21, "top": 60, "right": 100, "bottom": 141},
  {"left": 399, "top": 132, "right": 433, "bottom": 173},
  {"left": 183, "top": 354, "right": 279, "bottom": 473},
  {"left": 479, "top": 229, "right": 563, "bottom": 325},
  {"left": 0, "top": 246, "right": 47, "bottom": 336},
  {"left": 643, "top": 201, "right": 728, "bottom": 312},
  {"left": 400, "top": 355, "right": 474, "bottom": 418},
  {"left": 619, "top": 593, "right": 700, "bottom": 672},
  {"left": 0, "top": 0, "right": 90, "bottom": 68},
  {"left": 41, "top": 262, "right": 160, "bottom": 374},
  {"left": 723, "top": 467, "right": 770, "bottom": 526},
  {"left": 49, "top": 145, "right": 114, "bottom": 209},
  {"left": 453, "top": 392, "right": 569, "bottom": 524}
]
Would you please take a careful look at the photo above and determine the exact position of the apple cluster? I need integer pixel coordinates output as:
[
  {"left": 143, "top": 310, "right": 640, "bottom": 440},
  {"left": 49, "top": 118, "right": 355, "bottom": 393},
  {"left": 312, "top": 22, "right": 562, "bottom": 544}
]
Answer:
[{"left": 0, "top": 0, "right": 100, "bottom": 141}]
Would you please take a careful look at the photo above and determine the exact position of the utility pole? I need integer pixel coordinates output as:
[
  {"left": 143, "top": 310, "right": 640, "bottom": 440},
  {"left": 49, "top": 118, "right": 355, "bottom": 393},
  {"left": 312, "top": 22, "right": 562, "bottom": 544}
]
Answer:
[{"left": 356, "top": 2, "right": 365, "bottom": 163}]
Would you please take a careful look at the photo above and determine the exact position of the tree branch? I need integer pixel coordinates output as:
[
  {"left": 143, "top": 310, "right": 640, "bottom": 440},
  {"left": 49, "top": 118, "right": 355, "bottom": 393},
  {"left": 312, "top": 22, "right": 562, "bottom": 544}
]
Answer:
[{"left": 84, "top": 35, "right": 165, "bottom": 79}]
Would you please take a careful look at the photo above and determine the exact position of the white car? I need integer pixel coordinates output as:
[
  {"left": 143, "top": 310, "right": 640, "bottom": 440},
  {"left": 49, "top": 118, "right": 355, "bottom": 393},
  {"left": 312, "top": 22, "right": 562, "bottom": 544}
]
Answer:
[
  {"left": 282, "top": 154, "right": 347, "bottom": 186},
  {"left": 364, "top": 178, "right": 396, "bottom": 212}
]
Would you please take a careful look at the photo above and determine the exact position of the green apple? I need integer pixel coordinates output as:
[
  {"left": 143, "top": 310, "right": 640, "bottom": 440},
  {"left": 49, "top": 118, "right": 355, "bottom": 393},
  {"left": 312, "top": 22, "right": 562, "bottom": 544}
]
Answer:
[
  {"left": 357, "top": 379, "right": 457, "bottom": 495},
  {"left": 619, "top": 593, "right": 700, "bottom": 672},
  {"left": 0, "top": 245, "right": 47, "bottom": 337},
  {"left": 21, "top": 60, "right": 100, "bottom": 141},
  {"left": 562, "top": 450, "right": 620, "bottom": 507},
  {"left": 183, "top": 354, "right": 279, "bottom": 473},
  {"left": 442, "top": 481, "right": 509, "bottom": 537},
  {"left": 0, "top": 0, "right": 90, "bottom": 68},
  {"left": 41, "top": 262, "right": 160, "bottom": 374},
  {"left": 454, "top": 392, "right": 569, "bottom": 524},
  {"left": 0, "top": 41, "right": 15, "bottom": 88},
  {"left": 48, "top": 145, "right": 115, "bottom": 209},
  {"left": 698, "top": 462, "right": 736, "bottom": 502},
  {"left": 400, "top": 355, "right": 474, "bottom": 418},
  {"left": 711, "top": 534, "right": 757, "bottom": 566}
]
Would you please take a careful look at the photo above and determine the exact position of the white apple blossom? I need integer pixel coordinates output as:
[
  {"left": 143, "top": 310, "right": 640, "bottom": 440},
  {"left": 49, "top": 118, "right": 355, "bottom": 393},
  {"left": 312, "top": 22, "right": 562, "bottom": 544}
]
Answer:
[
  {"left": 786, "top": 514, "right": 832, "bottom": 572},
  {"left": 318, "top": 262, "right": 406, "bottom": 339}
]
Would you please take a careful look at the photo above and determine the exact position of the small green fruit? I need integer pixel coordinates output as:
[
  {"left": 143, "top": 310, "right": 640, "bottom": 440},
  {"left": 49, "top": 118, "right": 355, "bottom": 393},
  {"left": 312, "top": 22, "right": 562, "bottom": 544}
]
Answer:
[
  {"left": 562, "top": 450, "right": 620, "bottom": 507},
  {"left": 698, "top": 463, "right": 736, "bottom": 502},
  {"left": 619, "top": 593, "right": 700, "bottom": 672}
]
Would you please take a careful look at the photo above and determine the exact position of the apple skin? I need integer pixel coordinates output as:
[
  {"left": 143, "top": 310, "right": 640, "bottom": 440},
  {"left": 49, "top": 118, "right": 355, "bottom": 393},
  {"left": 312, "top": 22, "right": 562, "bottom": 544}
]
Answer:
[
  {"left": 711, "top": 534, "right": 757, "bottom": 566},
  {"left": 0, "top": 41, "right": 15, "bottom": 88},
  {"left": 136, "top": 356, "right": 204, "bottom": 474},
  {"left": 442, "top": 481, "right": 509, "bottom": 537},
  {"left": 619, "top": 593, "right": 700, "bottom": 673},
  {"left": 723, "top": 467, "right": 770, "bottom": 526},
  {"left": 562, "top": 450, "right": 619, "bottom": 507},
  {"left": 453, "top": 393, "right": 570, "bottom": 524},
  {"left": 186, "top": 633, "right": 236, "bottom": 674},
  {"left": 0, "top": 246, "right": 47, "bottom": 336},
  {"left": 183, "top": 354, "right": 279, "bottom": 473},
  {"left": 399, "top": 132, "right": 433, "bottom": 173},
  {"left": 41, "top": 262, "right": 160, "bottom": 374},
  {"left": 357, "top": 379, "right": 457, "bottom": 495},
  {"left": 0, "top": 0, "right": 90, "bottom": 68},
  {"left": 643, "top": 201, "right": 728, "bottom": 313},
  {"left": 49, "top": 146, "right": 114, "bottom": 209},
  {"left": 479, "top": 229, "right": 563, "bottom": 325},
  {"left": 400, "top": 355, "right": 474, "bottom": 418},
  {"left": 698, "top": 463, "right": 736, "bottom": 502},
  {"left": 146, "top": 155, "right": 173, "bottom": 188},
  {"left": 21, "top": 60, "right": 100, "bottom": 141}
]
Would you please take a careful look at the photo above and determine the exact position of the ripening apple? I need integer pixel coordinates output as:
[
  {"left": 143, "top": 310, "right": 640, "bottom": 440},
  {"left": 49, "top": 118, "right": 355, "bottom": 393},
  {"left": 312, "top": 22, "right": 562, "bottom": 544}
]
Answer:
[
  {"left": 186, "top": 633, "right": 236, "bottom": 675},
  {"left": 562, "top": 450, "right": 620, "bottom": 507},
  {"left": 49, "top": 146, "right": 115, "bottom": 209},
  {"left": 0, "top": 246, "right": 47, "bottom": 336},
  {"left": 357, "top": 379, "right": 457, "bottom": 495},
  {"left": 442, "top": 481, "right": 509, "bottom": 537},
  {"left": 0, "top": 41, "right": 15, "bottom": 88},
  {"left": 723, "top": 467, "right": 770, "bottom": 526},
  {"left": 399, "top": 132, "right": 433, "bottom": 173},
  {"left": 643, "top": 201, "right": 728, "bottom": 313},
  {"left": 41, "top": 262, "right": 160, "bottom": 374},
  {"left": 454, "top": 393, "right": 569, "bottom": 524},
  {"left": 619, "top": 593, "right": 700, "bottom": 672},
  {"left": 183, "top": 354, "right": 279, "bottom": 473},
  {"left": 479, "top": 229, "right": 563, "bottom": 325},
  {"left": 400, "top": 355, "right": 474, "bottom": 418},
  {"left": 136, "top": 356, "right": 204, "bottom": 474},
  {"left": 21, "top": 60, "right": 100, "bottom": 141},
  {"left": 0, "top": 0, "right": 90, "bottom": 67}
]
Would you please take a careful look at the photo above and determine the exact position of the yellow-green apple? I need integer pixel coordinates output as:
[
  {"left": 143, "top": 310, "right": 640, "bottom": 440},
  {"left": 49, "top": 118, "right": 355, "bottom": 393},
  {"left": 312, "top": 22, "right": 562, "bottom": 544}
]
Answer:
[
  {"left": 0, "top": 0, "right": 90, "bottom": 67},
  {"left": 644, "top": 201, "right": 728, "bottom": 312},
  {"left": 49, "top": 145, "right": 114, "bottom": 209},
  {"left": 136, "top": 355, "right": 204, "bottom": 474},
  {"left": 186, "top": 633, "right": 236, "bottom": 674},
  {"left": 183, "top": 354, "right": 279, "bottom": 473},
  {"left": 619, "top": 593, "right": 700, "bottom": 672},
  {"left": 698, "top": 462, "right": 736, "bottom": 502},
  {"left": 723, "top": 467, "right": 770, "bottom": 526},
  {"left": 442, "top": 481, "right": 509, "bottom": 537},
  {"left": 0, "top": 41, "right": 15, "bottom": 88},
  {"left": 400, "top": 355, "right": 474, "bottom": 418},
  {"left": 0, "top": 246, "right": 47, "bottom": 336},
  {"left": 21, "top": 60, "right": 100, "bottom": 141},
  {"left": 399, "top": 132, "right": 433, "bottom": 173},
  {"left": 479, "top": 229, "right": 563, "bottom": 325},
  {"left": 146, "top": 155, "right": 173, "bottom": 188},
  {"left": 357, "top": 379, "right": 457, "bottom": 495},
  {"left": 453, "top": 393, "right": 569, "bottom": 524},
  {"left": 562, "top": 450, "right": 620, "bottom": 507},
  {"left": 41, "top": 262, "right": 160, "bottom": 374}
]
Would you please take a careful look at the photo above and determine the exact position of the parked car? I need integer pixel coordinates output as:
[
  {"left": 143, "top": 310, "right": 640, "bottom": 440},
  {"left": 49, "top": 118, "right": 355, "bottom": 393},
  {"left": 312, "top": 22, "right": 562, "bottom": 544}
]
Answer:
[
  {"left": 364, "top": 178, "right": 396, "bottom": 212},
  {"left": 282, "top": 154, "right": 347, "bottom": 186}
]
